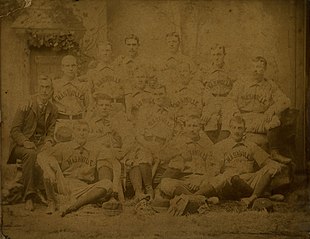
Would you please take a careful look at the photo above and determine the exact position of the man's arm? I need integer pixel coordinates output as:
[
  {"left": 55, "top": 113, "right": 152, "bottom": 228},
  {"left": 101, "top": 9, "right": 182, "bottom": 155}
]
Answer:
[
  {"left": 44, "top": 105, "right": 58, "bottom": 145},
  {"left": 10, "top": 106, "right": 29, "bottom": 146},
  {"left": 269, "top": 81, "right": 291, "bottom": 114}
]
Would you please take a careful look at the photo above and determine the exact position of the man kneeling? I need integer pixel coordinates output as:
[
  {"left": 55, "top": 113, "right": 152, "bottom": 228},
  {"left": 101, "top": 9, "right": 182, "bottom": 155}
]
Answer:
[{"left": 37, "top": 120, "right": 120, "bottom": 216}]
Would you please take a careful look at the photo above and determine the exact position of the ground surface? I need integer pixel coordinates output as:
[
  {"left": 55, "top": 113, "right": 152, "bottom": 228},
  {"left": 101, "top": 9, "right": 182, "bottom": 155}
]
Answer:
[{"left": 1, "top": 200, "right": 310, "bottom": 239}]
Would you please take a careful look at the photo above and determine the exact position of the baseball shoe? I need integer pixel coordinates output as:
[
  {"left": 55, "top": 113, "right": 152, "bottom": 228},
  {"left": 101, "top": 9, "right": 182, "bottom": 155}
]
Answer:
[
  {"left": 271, "top": 151, "right": 292, "bottom": 164},
  {"left": 45, "top": 200, "right": 59, "bottom": 215},
  {"left": 241, "top": 195, "right": 257, "bottom": 208},
  {"left": 145, "top": 185, "right": 154, "bottom": 200},
  {"left": 36, "top": 190, "right": 48, "bottom": 206},
  {"left": 25, "top": 198, "right": 34, "bottom": 211},
  {"left": 61, "top": 206, "right": 76, "bottom": 217}
]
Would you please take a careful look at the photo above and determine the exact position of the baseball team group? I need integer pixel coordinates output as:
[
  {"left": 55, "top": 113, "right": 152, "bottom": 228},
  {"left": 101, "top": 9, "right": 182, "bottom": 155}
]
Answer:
[{"left": 7, "top": 32, "right": 294, "bottom": 216}]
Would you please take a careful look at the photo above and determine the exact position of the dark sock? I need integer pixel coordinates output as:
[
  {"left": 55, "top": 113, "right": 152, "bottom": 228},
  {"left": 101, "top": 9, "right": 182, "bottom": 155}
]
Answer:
[
  {"left": 44, "top": 179, "right": 57, "bottom": 202},
  {"left": 231, "top": 175, "right": 253, "bottom": 197},
  {"left": 174, "top": 185, "right": 193, "bottom": 196},
  {"left": 129, "top": 166, "right": 143, "bottom": 195},
  {"left": 139, "top": 163, "right": 153, "bottom": 188},
  {"left": 195, "top": 183, "right": 217, "bottom": 198}
]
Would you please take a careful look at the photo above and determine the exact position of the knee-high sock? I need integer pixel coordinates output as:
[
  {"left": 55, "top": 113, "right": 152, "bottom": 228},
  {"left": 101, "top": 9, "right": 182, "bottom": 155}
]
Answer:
[
  {"left": 139, "top": 163, "right": 153, "bottom": 188},
  {"left": 68, "top": 188, "right": 108, "bottom": 211},
  {"left": 44, "top": 179, "right": 57, "bottom": 202},
  {"left": 129, "top": 166, "right": 143, "bottom": 195},
  {"left": 195, "top": 183, "right": 217, "bottom": 198},
  {"left": 174, "top": 185, "right": 193, "bottom": 196}
]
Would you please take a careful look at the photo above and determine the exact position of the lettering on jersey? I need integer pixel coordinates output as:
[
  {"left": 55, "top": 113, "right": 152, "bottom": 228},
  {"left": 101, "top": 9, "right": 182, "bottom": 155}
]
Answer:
[
  {"left": 224, "top": 147, "right": 251, "bottom": 163},
  {"left": 172, "top": 96, "right": 199, "bottom": 108},
  {"left": 147, "top": 113, "right": 175, "bottom": 129},
  {"left": 66, "top": 154, "right": 95, "bottom": 167},
  {"left": 240, "top": 92, "right": 270, "bottom": 107},
  {"left": 189, "top": 149, "right": 208, "bottom": 161},
  {"left": 206, "top": 78, "right": 232, "bottom": 89},
  {"left": 54, "top": 88, "right": 85, "bottom": 102}
]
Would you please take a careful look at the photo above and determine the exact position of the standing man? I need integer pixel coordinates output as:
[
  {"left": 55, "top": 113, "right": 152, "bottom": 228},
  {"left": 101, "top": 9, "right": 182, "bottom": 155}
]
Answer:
[
  {"left": 229, "top": 56, "right": 292, "bottom": 164},
  {"left": 161, "top": 32, "right": 196, "bottom": 74},
  {"left": 115, "top": 34, "right": 148, "bottom": 87},
  {"left": 8, "top": 76, "right": 58, "bottom": 211},
  {"left": 201, "top": 45, "right": 238, "bottom": 143},
  {"left": 53, "top": 55, "right": 89, "bottom": 138}
]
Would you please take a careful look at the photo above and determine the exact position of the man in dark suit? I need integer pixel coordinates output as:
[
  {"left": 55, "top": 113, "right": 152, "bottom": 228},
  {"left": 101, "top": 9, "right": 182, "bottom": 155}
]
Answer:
[{"left": 8, "top": 76, "right": 58, "bottom": 211}]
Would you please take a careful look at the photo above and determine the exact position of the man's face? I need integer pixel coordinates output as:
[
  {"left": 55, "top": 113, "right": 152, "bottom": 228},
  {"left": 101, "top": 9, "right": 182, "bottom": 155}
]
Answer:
[
  {"left": 62, "top": 57, "right": 77, "bottom": 78},
  {"left": 166, "top": 36, "right": 180, "bottom": 54},
  {"left": 96, "top": 99, "right": 112, "bottom": 118},
  {"left": 134, "top": 70, "right": 147, "bottom": 90},
  {"left": 252, "top": 60, "right": 266, "bottom": 79},
  {"left": 125, "top": 38, "right": 139, "bottom": 58},
  {"left": 38, "top": 79, "right": 53, "bottom": 102},
  {"left": 98, "top": 44, "right": 112, "bottom": 62},
  {"left": 178, "top": 63, "right": 191, "bottom": 85},
  {"left": 229, "top": 120, "right": 246, "bottom": 142},
  {"left": 153, "top": 87, "right": 166, "bottom": 106},
  {"left": 73, "top": 123, "right": 89, "bottom": 145},
  {"left": 211, "top": 48, "right": 225, "bottom": 68},
  {"left": 184, "top": 118, "right": 201, "bottom": 139}
]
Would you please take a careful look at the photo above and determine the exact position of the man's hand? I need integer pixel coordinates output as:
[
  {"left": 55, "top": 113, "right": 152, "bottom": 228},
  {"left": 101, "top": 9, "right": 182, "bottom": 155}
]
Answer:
[
  {"left": 264, "top": 108, "right": 275, "bottom": 122},
  {"left": 20, "top": 98, "right": 33, "bottom": 111},
  {"left": 201, "top": 111, "right": 210, "bottom": 123},
  {"left": 23, "top": 141, "right": 36, "bottom": 149},
  {"left": 40, "top": 141, "right": 53, "bottom": 152},
  {"left": 187, "top": 177, "right": 203, "bottom": 191}
]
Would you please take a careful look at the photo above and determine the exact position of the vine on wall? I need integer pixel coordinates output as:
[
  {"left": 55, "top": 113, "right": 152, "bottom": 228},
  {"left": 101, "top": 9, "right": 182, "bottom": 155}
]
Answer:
[{"left": 26, "top": 31, "right": 80, "bottom": 53}]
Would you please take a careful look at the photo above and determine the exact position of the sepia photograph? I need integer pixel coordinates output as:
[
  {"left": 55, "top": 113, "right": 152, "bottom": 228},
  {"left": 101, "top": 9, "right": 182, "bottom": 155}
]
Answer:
[{"left": 0, "top": 0, "right": 309, "bottom": 238}]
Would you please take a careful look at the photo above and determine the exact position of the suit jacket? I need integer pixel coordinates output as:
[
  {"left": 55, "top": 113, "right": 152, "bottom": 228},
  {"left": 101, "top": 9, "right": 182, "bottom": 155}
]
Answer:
[{"left": 7, "top": 96, "right": 58, "bottom": 164}]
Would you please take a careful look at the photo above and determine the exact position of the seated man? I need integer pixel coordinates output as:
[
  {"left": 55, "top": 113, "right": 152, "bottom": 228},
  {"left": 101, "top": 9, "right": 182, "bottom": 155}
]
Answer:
[
  {"left": 195, "top": 115, "right": 283, "bottom": 207},
  {"left": 229, "top": 56, "right": 292, "bottom": 163},
  {"left": 157, "top": 114, "right": 215, "bottom": 201},
  {"left": 8, "top": 76, "right": 58, "bottom": 211},
  {"left": 37, "top": 120, "right": 120, "bottom": 216},
  {"left": 88, "top": 92, "right": 124, "bottom": 204}
]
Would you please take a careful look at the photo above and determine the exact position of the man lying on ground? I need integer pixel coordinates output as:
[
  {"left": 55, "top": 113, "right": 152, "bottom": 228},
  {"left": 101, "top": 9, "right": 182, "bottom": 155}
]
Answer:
[{"left": 37, "top": 120, "right": 121, "bottom": 216}]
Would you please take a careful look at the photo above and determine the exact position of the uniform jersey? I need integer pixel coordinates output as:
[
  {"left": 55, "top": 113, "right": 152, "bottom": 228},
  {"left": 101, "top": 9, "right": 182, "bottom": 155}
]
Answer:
[
  {"left": 88, "top": 116, "right": 122, "bottom": 149},
  {"left": 212, "top": 137, "right": 271, "bottom": 176},
  {"left": 114, "top": 55, "right": 150, "bottom": 84},
  {"left": 159, "top": 52, "right": 196, "bottom": 74},
  {"left": 201, "top": 67, "right": 237, "bottom": 131},
  {"left": 168, "top": 132, "right": 214, "bottom": 175},
  {"left": 130, "top": 89, "right": 153, "bottom": 120},
  {"left": 170, "top": 85, "right": 203, "bottom": 112},
  {"left": 135, "top": 104, "right": 175, "bottom": 152},
  {"left": 47, "top": 141, "right": 101, "bottom": 183},
  {"left": 229, "top": 78, "right": 291, "bottom": 114},
  {"left": 53, "top": 78, "right": 89, "bottom": 116},
  {"left": 204, "top": 68, "right": 234, "bottom": 97}
]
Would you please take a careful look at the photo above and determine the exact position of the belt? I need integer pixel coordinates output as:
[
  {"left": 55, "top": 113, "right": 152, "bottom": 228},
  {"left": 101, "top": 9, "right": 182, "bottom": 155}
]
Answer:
[
  {"left": 144, "top": 135, "right": 166, "bottom": 144},
  {"left": 111, "top": 98, "right": 125, "bottom": 104},
  {"left": 212, "top": 93, "right": 229, "bottom": 97},
  {"left": 58, "top": 113, "right": 83, "bottom": 120}
]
